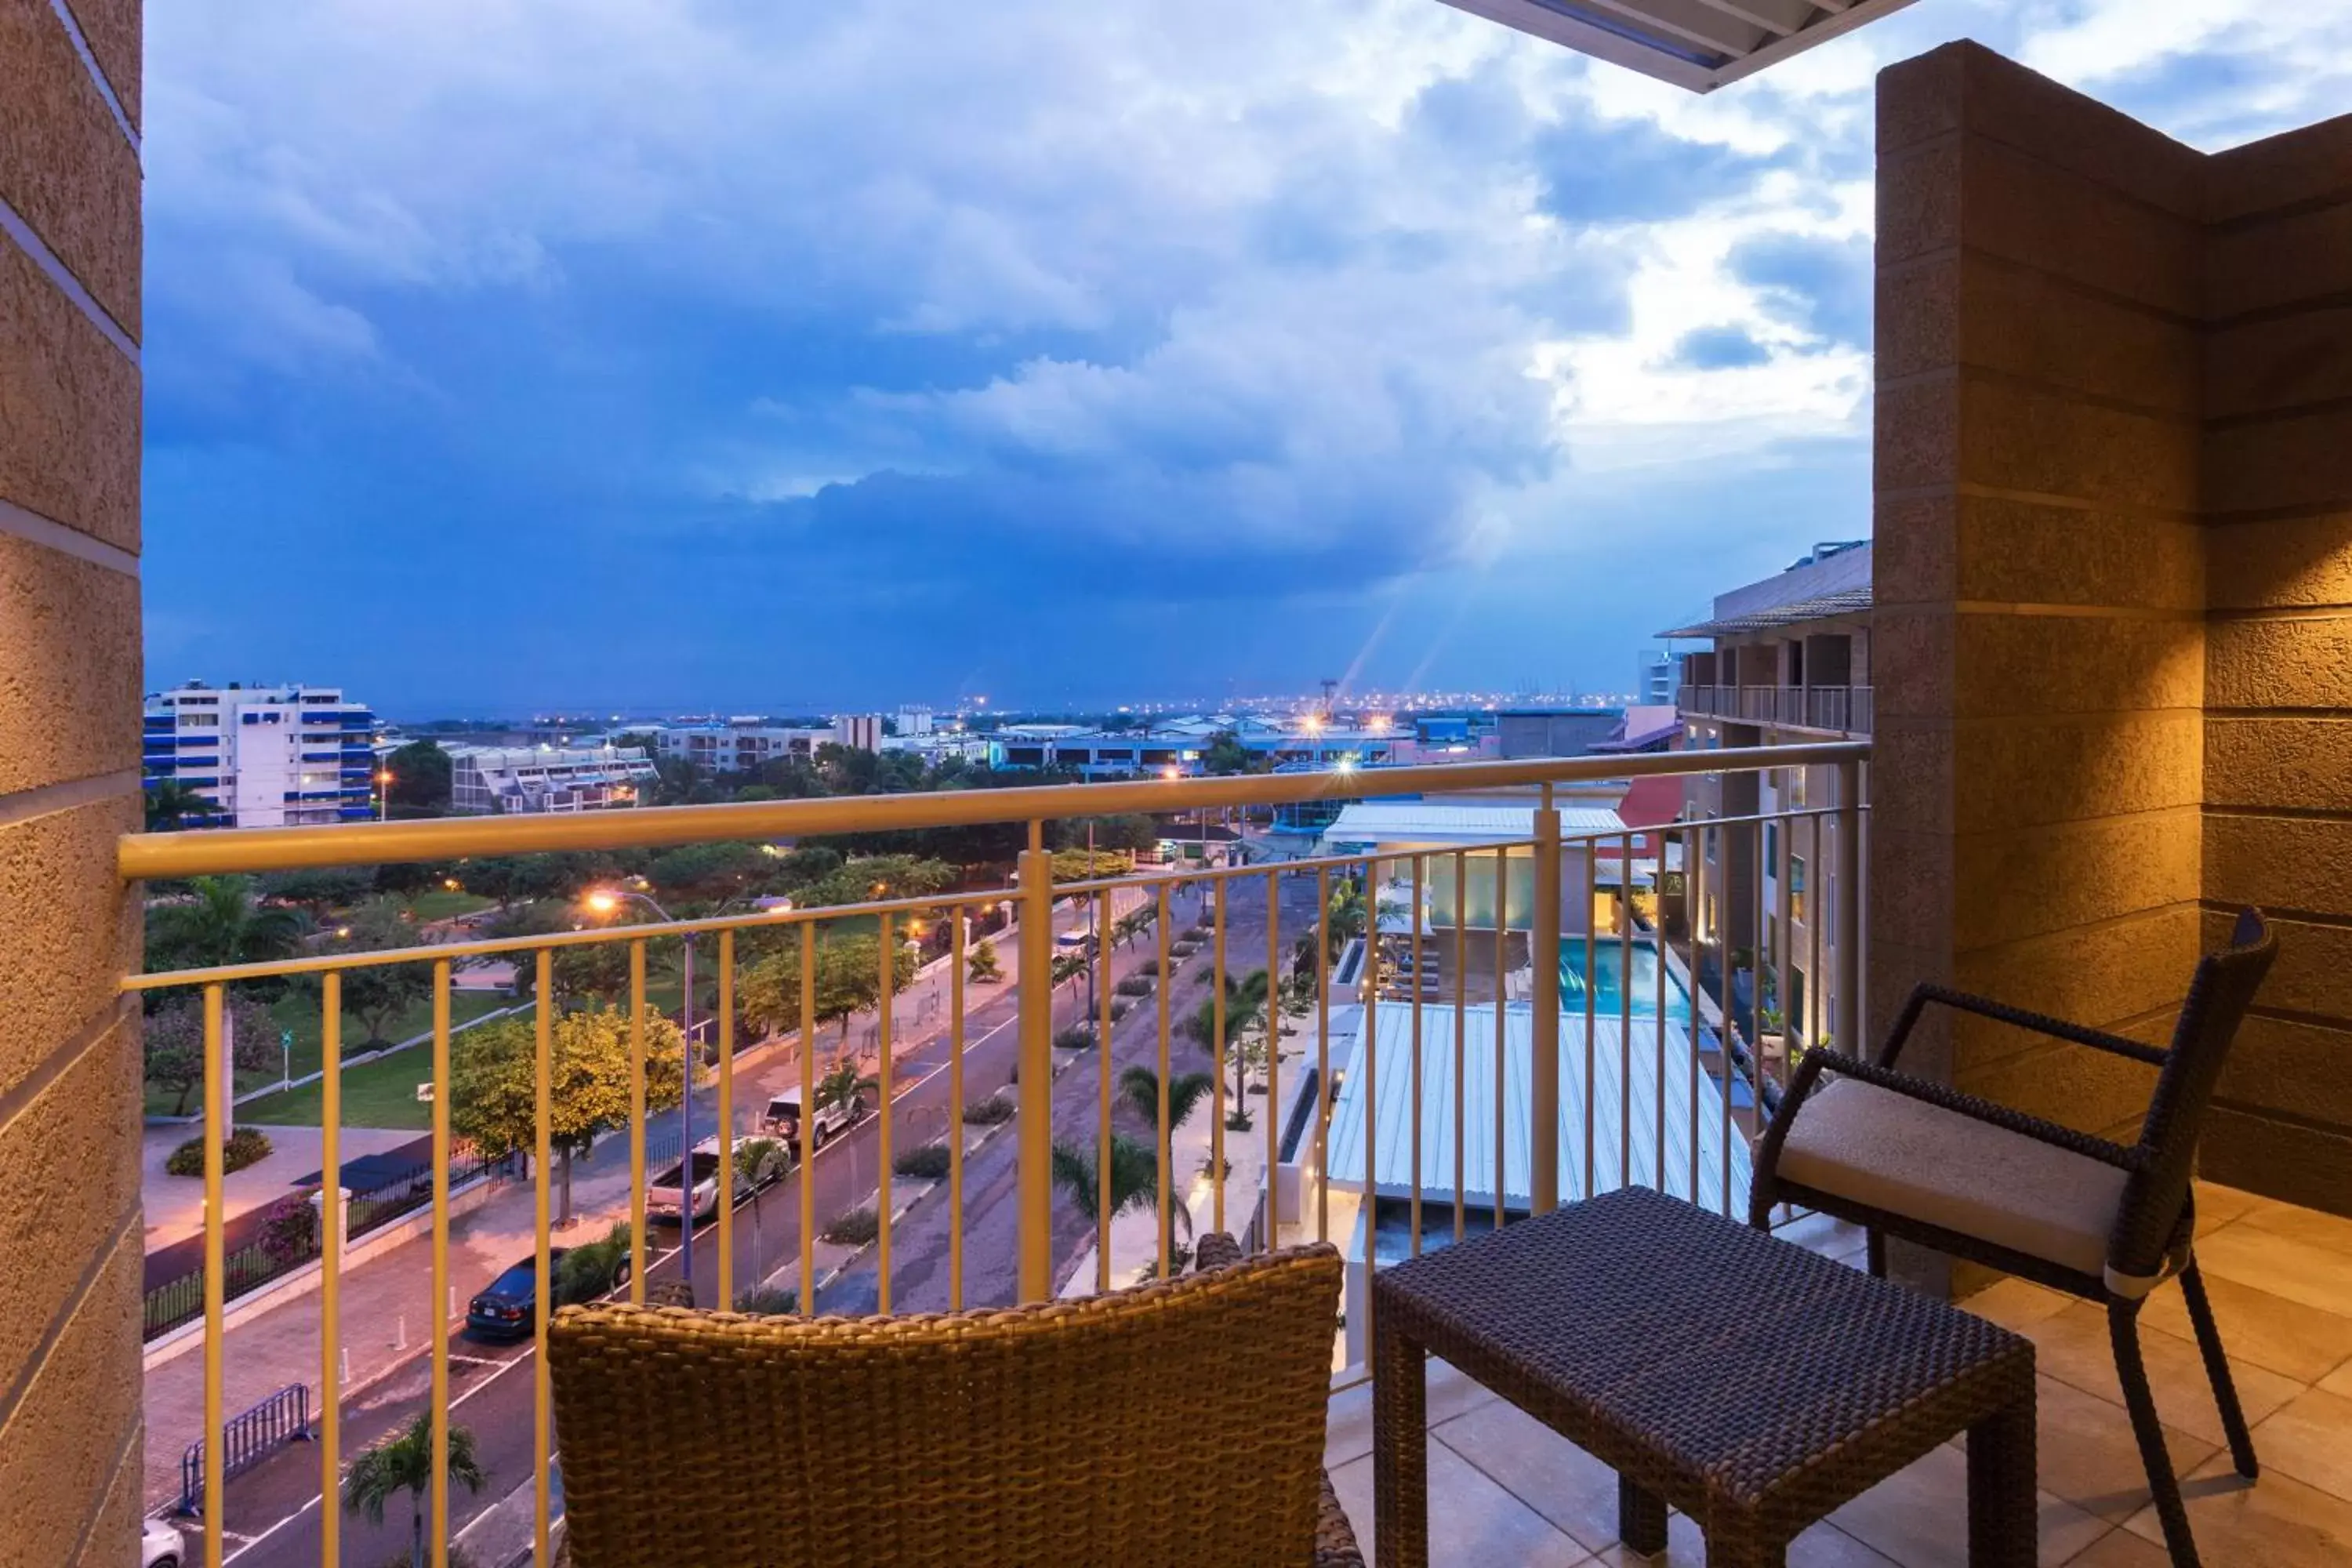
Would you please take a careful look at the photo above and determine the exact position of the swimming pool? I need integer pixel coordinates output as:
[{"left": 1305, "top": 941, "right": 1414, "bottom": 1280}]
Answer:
[{"left": 1559, "top": 936, "right": 1693, "bottom": 1024}]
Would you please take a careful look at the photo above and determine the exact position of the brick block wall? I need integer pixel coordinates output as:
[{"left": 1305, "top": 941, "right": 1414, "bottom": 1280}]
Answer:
[
  {"left": 0, "top": 0, "right": 144, "bottom": 1559},
  {"left": 2199, "top": 115, "right": 2352, "bottom": 1214},
  {"left": 1875, "top": 42, "right": 2352, "bottom": 1223}
]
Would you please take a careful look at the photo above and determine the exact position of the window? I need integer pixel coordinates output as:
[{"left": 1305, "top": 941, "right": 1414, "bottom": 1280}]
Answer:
[
  {"left": 1765, "top": 822, "right": 1779, "bottom": 873},
  {"left": 1704, "top": 820, "right": 1718, "bottom": 863},
  {"left": 1788, "top": 768, "right": 1808, "bottom": 808},
  {"left": 1790, "top": 856, "right": 1806, "bottom": 923},
  {"left": 1824, "top": 869, "right": 1835, "bottom": 930}
]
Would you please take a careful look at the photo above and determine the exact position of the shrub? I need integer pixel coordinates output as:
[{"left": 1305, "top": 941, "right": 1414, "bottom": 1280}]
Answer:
[
  {"left": 1053, "top": 1025, "right": 1097, "bottom": 1051},
  {"left": 1225, "top": 1109, "right": 1254, "bottom": 1133},
  {"left": 894, "top": 1143, "right": 952, "bottom": 1180},
  {"left": 822, "top": 1207, "right": 880, "bottom": 1247},
  {"left": 554, "top": 1223, "right": 632, "bottom": 1305},
  {"left": 964, "top": 1092, "right": 1015, "bottom": 1126},
  {"left": 165, "top": 1127, "right": 274, "bottom": 1178},
  {"left": 1108, "top": 999, "right": 1131, "bottom": 1022},
  {"left": 732, "top": 1286, "right": 798, "bottom": 1316},
  {"left": 1115, "top": 975, "right": 1153, "bottom": 997},
  {"left": 257, "top": 1194, "right": 319, "bottom": 1265},
  {"left": 1137, "top": 957, "right": 1160, "bottom": 977}
]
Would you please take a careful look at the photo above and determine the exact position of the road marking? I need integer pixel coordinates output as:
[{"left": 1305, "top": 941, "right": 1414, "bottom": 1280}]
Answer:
[{"left": 223, "top": 1348, "right": 543, "bottom": 1563}]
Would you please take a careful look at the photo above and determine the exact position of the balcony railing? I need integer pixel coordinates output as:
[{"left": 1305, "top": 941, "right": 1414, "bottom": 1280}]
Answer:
[
  {"left": 1677, "top": 683, "right": 1873, "bottom": 735},
  {"left": 121, "top": 742, "right": 1867, "bottom": 1568}
]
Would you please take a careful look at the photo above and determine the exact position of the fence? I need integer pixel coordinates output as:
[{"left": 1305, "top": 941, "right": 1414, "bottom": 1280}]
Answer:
[
  {"left": 142, "top": 1142, "right": 514, "bottom": 1341},
  {"left": 121, "top": 740, "right": 1867, "bottom": 1568},
  {"left": 178, "top": 1383, "right": 310, "bottom": 1515}
]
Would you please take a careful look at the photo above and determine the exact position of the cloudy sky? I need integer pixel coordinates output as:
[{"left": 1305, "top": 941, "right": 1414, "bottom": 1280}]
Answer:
[{"left": 140, "top": 1, "right": 2350, "bottom": 716}]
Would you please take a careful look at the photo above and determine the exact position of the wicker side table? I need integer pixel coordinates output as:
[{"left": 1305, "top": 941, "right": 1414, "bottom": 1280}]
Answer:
[{"left": 1370, "top": 1187, "right": 2035, "bottom": 1568}]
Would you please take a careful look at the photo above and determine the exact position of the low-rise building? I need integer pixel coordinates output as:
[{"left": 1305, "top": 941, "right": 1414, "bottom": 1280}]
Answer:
[
  {"left": 448, "top": 744, "right": 657, "bottom": 815},
  {"left": 1659, "top": 540, "right": 1869, "bottom": 1051},
  {"left": 142, "top": 681, "right": 377, "bottom": 829}
]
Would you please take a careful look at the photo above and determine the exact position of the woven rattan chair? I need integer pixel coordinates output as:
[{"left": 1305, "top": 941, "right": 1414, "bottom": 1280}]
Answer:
[
  {"left": 1751, "top": 909, "right": 2278, "bottom": 1568},
  {"left": 547, "top": 1234, "right": 1359, "bottom": 1568}
]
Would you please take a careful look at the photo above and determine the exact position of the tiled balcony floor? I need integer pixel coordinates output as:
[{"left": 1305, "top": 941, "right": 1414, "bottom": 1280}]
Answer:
[{"left": 1325, "top": 1185, "right": 2352, "bottom": 1566}]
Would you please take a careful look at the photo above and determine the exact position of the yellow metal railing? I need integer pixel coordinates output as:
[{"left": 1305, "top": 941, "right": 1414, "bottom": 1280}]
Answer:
[{"left": 126, "top": 743, "right": 1866, "bottom": 1568}]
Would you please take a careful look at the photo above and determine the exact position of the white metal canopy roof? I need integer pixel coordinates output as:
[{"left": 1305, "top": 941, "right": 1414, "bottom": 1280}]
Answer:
[{"left": 1439, "top": 0, "right": 1921, "bottom": 93}]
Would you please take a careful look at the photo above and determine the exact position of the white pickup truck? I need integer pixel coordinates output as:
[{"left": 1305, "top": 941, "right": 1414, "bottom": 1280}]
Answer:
[
  {"left": 646, "top": 1137, "right": 734, "bottom": 1225},
  {"left": 760, "top": 1089, "right": 862, "bottom": 1151}
]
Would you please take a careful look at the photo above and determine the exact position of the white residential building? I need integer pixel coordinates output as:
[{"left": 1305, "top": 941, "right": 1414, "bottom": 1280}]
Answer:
[
  {"left": 654, "top": 722, "right": 829, "bottom": 774},
  {"left": 142, "top": 681, "right": 377, "bottom": 829},
  {"left": 833, "top": 713, "right": 884, "bottom": 751},
  {"left": 448, "top": 744, "right": 657, "bottom": 815}
]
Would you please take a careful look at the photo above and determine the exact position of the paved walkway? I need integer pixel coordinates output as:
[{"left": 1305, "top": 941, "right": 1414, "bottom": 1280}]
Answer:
[{"left": 141, "top": 1125, "right": 421, "bottom": 1254}]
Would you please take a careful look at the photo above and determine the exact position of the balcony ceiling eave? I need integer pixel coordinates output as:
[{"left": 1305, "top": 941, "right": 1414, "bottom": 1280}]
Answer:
[{"left": 1436, "top": 0, "right": 1923, "bottom": 93}]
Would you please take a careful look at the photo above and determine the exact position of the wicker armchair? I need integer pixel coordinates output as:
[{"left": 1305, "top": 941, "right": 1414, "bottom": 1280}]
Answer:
[
  {"left": 1751, "top": 909, "right": 2278, "bottom": 1568},
  {"left": 547, "top": 1234, "right": 1361, "bottom": 1568}
]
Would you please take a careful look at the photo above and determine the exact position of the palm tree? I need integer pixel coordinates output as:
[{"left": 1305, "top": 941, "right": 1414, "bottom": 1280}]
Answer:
[
  {"left": 1118, "top": 1065, "right": 1215, "bottom": 1138},
  {"left": 146, "top": 874, "right": 309, "bottom": 975},
  {"left": 1050, "top": 1134, "right": 1184, "bottom": 1235},
  {"left": 817, "top": 1054, "right": 877, "bottom": 1121},
  {"left": 143, "top": 779, "right": 212, "bottom": 831},
  {"left": 1116, "top": 1066, "right": 1214, "bottom": 1263},
  {"left": 1183, "top": 969, "right": 1270, "bottom": 1109},
  {"left": 342, "top": 1413, "right": 485, "bottom": 1568}
]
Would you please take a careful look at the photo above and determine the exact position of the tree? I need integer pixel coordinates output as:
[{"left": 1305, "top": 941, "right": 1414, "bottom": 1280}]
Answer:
[
  {"left": 325, "top": 898, "right": 433, "bottom": 1044},
  {"left": 1200, "top": 731, "right": 1266, "bottom": 777},
  {"left": 342, "top": 1413, "right": 485, "bottom": 1568},
  {"left": 790, "top": 855, "right": 955, "bottom": 912},
  {"left": 1065, "top": 814, "right": 1157, "bottom": 853},
  {"left": 383, "top": 740, "right": 453, "bottom": 814},
  {"left": 142, "top": 993, "right": 279, "bottom": 1115},
  {"left": 1049, "top": 1134, "right": 1181, "bottom": 1236},
  {"left": 1118, "top": 1066, "right": 1214, "bottom": 1264},
  {"left": 448, "top": 1007, "right": 691, "bottom": 1225},
  {"left": 1184, "top": 968, "right": 1271, "bottom": 1109},
  {"left": 146, "top": 875, "right": 310, "bottom": 978},
  {"left": 966, "top": 937, "right": 1002, "bottom": 985},
  {"left": 644, "top": 841, "right": 773, "bottom": 906},
  {"left": 815, "top": 1054, "right": 876, "bottom": 1120},
  {"left": 143, "top": 779, "right": 212, "bottom": 831},
  {"left": 737, "top": 934, "right": 918, "bottom": 1040},
  {"left": 257, "top": 866, "right": 376, "bottom": 916}
]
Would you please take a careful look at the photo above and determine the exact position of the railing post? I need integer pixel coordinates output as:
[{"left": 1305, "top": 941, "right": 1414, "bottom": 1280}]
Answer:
[
  {"left": 1530, "top": 790, "right": 1563, "bottom": 1215},
  {"left": 1834, "top": 759, "right": 1863, "bottom": 1056},
  {"left": 1016, "top": 834, "right": 1054, "bottom": 1301}
]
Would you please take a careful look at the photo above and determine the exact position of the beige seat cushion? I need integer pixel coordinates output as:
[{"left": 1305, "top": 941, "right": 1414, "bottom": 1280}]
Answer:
[{"left": 1777, "top": 1078, "right": 2130, "bottom": 1278}]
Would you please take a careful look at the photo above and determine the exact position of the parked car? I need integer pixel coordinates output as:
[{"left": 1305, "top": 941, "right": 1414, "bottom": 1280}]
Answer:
[
  {"left": 760, "top": 1089, "right": 861, "bottom": 1150},
  {"left": 140, "top": 1517, "right": 183, "bottom": 1568},
  {"left": 646, "top": 1139, "right": 734, "bottom": 1225},
  {"left": 464, "top": 1247, "right": 570, "bottom": 1340}
]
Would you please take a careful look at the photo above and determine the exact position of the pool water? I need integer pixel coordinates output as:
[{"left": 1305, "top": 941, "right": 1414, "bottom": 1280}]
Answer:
[{"left": 1559, "top": 937, "right": 1693, "bottom": 1024}]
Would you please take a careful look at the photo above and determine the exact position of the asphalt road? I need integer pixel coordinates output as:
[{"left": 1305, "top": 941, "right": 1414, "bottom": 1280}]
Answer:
[{"left": 213, "top": 867, "right": 1327, "bottom": 1567}]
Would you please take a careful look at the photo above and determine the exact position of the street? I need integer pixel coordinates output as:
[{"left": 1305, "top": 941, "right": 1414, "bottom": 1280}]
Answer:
[{"left": 199, "top": 866, "right": 1326, "bottom": 1566}]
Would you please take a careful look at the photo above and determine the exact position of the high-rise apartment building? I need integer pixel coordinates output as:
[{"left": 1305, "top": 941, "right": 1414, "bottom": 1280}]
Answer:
[{"left": 141, "top": 681, "right": 378, "bottom": 828}]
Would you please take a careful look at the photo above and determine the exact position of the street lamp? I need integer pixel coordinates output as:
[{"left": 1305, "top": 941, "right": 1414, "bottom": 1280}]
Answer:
[
  {"left": 376, "top": 769, "right": 394, "bottom": 822},
  {"left": 583, "top": 886, "right": 702, "bottom": 1298}
]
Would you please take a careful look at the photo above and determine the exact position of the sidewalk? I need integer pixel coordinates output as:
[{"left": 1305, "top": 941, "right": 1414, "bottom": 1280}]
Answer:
[
  {"left": 141, "top": 1124, "right": 422, "bottom": 1255},
  {"left": 136, "top": 892, "right": 1099, "bottom": 1508}
]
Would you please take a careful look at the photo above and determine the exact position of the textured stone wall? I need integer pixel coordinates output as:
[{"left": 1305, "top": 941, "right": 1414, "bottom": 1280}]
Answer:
[
  {"left": 1874, "top": 41, "right": 2352, "bottom": 1221},
  {"left": 1872, "top": 42, "right": 2208, "bottom": 1171},
  {"left": 0, "top": 0, "right": 145, "bottom": 1559},
  {"left": 2199, "top": 118, "right": 2352, "bottom": 1212}
]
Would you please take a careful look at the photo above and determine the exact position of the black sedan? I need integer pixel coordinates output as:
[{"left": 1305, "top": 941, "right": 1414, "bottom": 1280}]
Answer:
[{"left": 465, "top": 1249, "right": 568, "bottom": 1340}]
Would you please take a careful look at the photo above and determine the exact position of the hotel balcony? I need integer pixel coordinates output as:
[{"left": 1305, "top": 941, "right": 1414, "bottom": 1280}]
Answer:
[
  {"left": 7, "top": 10, "right": 2352, "bottom": 1568},
  {"left": 1677, "top": 683, "right": 1875, "bottom": 739}
]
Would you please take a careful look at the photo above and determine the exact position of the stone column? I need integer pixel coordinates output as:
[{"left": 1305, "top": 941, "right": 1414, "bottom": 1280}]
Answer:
[{"left": 0, "top": 0, "right": 147, "bottom": 1554}]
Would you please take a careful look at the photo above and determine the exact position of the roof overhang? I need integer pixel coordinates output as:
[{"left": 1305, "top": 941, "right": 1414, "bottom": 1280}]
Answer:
[{"left": 1437, "top": 0, "right": 1922, "bottom": 93}]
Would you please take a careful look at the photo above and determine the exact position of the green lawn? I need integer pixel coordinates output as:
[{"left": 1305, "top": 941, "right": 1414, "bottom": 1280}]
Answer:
[
  {"left": 403, "top": 889, "right": 497, "bottom": 923},
  {"left": 238, "top": 1000, "right": 521, "bottom": 1129},
  {"left": 144, "top": 989, "right": 513, "bottom": 1120}
]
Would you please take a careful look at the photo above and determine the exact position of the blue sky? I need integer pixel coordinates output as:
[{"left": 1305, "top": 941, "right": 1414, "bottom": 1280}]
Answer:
[{"left": 141, "top": 1, "right": 2348, "bottom": 716}]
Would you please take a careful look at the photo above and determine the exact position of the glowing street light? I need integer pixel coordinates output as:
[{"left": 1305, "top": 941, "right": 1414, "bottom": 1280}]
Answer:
[{"left": 584, "top": 889, "right": 622, "bottom": 916}]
